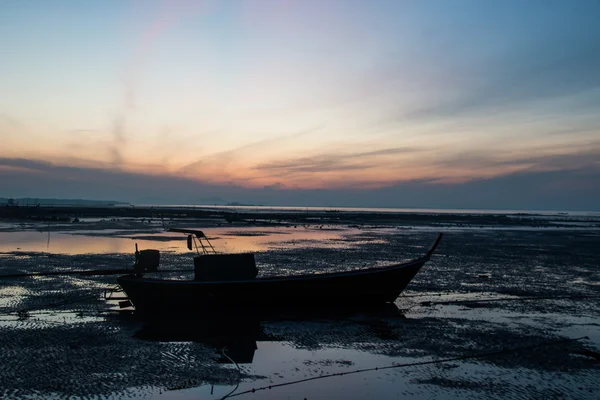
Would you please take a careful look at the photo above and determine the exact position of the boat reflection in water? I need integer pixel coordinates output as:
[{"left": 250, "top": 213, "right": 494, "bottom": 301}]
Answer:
[
  {"left": 132, "top": 304, "right": 404, "bottom": 365},
  {"left": 133, "top": 313, "right": 264, "bottom": 364}
]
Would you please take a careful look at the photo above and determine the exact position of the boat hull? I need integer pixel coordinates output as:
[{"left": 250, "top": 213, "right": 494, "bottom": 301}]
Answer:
[{"left": 118, "top": 258, "right": 427, "bottom": 317}]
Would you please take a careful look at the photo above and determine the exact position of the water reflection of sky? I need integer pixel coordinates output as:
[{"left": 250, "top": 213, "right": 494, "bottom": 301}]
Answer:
[
  {"left": 223, "top": 342, "right": 432, "bottom": 400},
  {"left": 156, "top": 309, "right": 600, "bottom": 400},
  {"left": 0, "top": 231, "right": 159, "bottom": 254},
  {"left": 159, "top": 341, "right": 433, "bottom": 400},
  {"left": 0, "top": 227, "right": 354, "bottom": 255}
]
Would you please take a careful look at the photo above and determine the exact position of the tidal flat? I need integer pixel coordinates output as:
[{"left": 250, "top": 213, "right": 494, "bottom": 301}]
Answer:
[{"left": 0, "top": 209, "right": 599, "bottom": 399}]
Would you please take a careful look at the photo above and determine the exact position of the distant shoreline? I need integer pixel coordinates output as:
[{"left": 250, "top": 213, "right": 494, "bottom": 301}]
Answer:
[
  {"left": 136, "top": 204, "right": 600, "bottom": 217},
  {"left": 2, "top": 203, "right": 599, "bottom": 230},
  {"left": 2, "top": 199, "right": 600, "bottom": 217}
]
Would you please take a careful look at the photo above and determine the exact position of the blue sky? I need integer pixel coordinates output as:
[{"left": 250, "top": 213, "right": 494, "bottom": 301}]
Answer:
[{"left": 1, "top": 0, "right": 599, "bottom": 209}]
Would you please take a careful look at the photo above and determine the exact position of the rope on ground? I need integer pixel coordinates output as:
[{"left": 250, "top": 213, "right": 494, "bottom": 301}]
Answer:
[
  {"left": 224, "top": 336, "right": 589, "bottom": 398},
  {"left": 219, "top": 347, "right": 242, "bottom": 400}
]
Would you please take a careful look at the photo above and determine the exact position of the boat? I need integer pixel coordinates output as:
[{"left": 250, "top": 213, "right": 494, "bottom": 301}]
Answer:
[{"left": 117, "top": 229, "right": 442, "bottom": 317}]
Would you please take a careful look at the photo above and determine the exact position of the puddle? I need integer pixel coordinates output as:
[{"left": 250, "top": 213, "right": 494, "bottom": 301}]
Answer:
[{"left": 0, "top": 227, "right": 362, "bottom": 255}]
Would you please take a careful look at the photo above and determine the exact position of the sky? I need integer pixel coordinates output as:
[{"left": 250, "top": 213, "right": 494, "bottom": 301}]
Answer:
[{"left": 1, "top": 0, "right": 599, "bottom": 210}]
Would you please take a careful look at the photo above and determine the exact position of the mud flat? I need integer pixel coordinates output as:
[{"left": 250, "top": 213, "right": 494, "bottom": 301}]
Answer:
[
  {"left": 0, "top": 212, "right": 598, "bottom": 399},
  {"left": 2, "top": 204, "right": 599, "bottom": 232}
]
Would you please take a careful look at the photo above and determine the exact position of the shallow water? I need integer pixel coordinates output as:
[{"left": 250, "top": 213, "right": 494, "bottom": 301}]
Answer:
[
  {"left": 0, "top": 226, "right": 356, "bottom": 255},
  {"left": 0, "top": 217, "right": 599, "bottom": 399}
]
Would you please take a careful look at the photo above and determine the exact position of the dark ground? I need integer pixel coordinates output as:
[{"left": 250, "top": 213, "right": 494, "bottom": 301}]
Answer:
[{"left": 0, "top": 210, "right": 598, "bottom": 399}]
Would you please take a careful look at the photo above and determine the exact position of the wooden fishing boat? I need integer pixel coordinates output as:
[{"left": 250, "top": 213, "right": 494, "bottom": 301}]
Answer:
[{"left": 117, "top": 230, "right": 442, "bottom": 317}]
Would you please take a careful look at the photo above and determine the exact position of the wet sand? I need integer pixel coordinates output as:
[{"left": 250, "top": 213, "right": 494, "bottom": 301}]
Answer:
[{"left": 0, "top": 210, "right": 598, "bottom": 399}]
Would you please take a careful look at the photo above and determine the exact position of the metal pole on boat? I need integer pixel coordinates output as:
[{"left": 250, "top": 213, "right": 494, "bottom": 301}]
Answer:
[
  {"left": 204, "top": 237, "right": 216, "bottom": 254},
  {"left": 193, "top": 235, "right": 203, "bottom": 255}
]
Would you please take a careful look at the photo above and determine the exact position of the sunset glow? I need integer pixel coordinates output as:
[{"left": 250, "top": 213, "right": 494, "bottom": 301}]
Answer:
[{"left": 1, "top": 0, "right": 599, "bottom": 209}]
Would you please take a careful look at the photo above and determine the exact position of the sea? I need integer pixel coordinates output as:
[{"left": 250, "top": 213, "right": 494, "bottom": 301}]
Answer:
[{"left": 137, "top": 204, "right": 600, "bottom": 217}]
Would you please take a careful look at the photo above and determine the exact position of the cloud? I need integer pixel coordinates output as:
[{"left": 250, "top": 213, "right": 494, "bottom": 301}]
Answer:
[
  {"left": 0, "top": 113, "right": 24, "bottom": 129},
  {"left": 252, "top": 166, "right": 600, "bottom": 211},
  {"left": 431, "top": 142, "right": 600, "bottom": 172},
  {"left": 254, "top": 147, "right": 421, "bottom": 176},
  {"left": 411, "top": 40, "right": 598, "bottom": 122},
  {"left": 1, "top": 156, "right": 599, "bottom": 210},
  {"left": 106, "top": 113, "right": 127, "bottom": 165},
  {"left": 65, "top": 129, "right": 99, "bottom": 134},
  {"left": 0, "top": 156, "right": 231, "bottom": 202},
  {"left": 0, "top": 157, "right": 55, "bottom": 171},
  {"left": 0, "top": 114, "right": 28, "bottom": 149},
  {"left": 263, "top": 182, "right": 284, "bottom": 190},
  {"left": 347, "top": 2, "right": 600, "bottom": 131},
  {"left": 179, "top": 125, "right": 324, "bottom": 173}
]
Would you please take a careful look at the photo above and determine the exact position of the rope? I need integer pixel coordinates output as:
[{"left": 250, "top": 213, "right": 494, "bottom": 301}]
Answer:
[
  {"left": 219, "top": 347, "right": 242, "bottom": 400},
  {"left": 225, "top": 336, "right": 589, "bottom": 398}
]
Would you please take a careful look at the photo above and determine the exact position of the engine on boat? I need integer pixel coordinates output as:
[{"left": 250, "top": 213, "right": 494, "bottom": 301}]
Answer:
[
  {"left": 194, "top": 253, "right": 258, "bottom": 281},
  {"left": 134, "top": 249, "right": 160, "bottom": 273}
]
